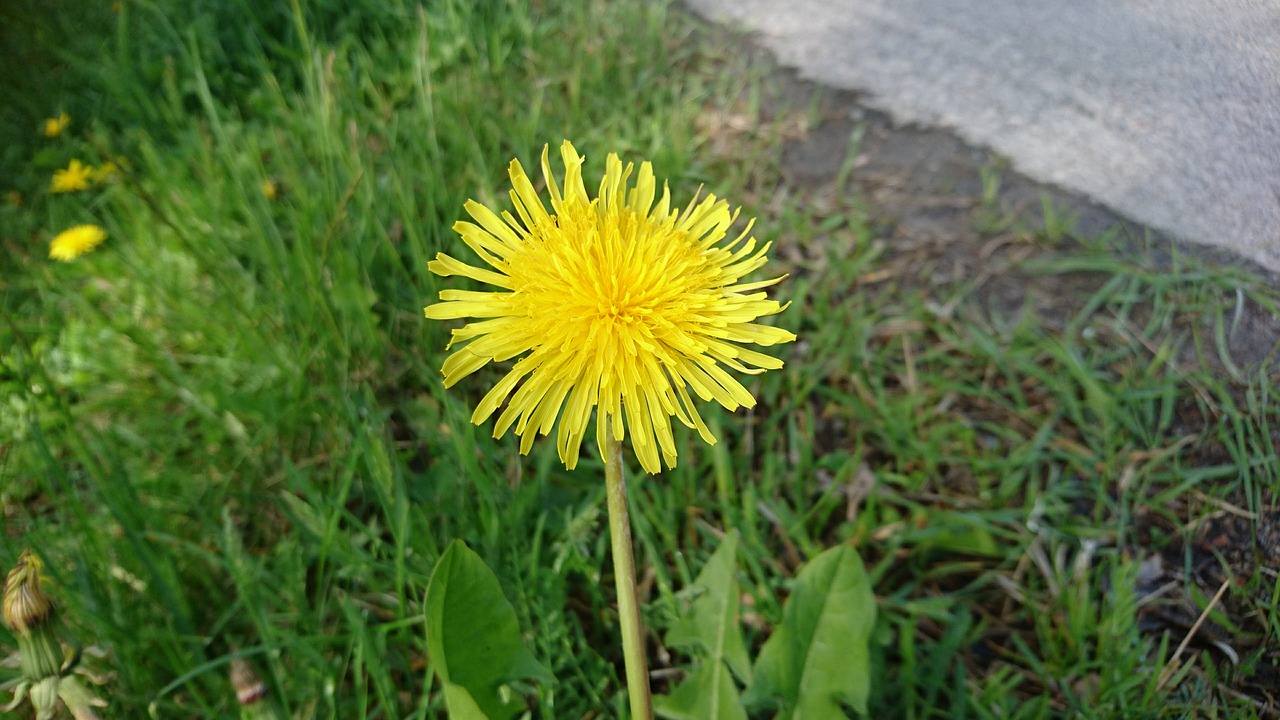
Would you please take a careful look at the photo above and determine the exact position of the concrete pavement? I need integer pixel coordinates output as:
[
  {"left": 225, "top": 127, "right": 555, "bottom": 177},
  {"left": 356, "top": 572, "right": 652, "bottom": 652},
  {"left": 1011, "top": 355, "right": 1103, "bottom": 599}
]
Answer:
[{"left": 684, "top": 0, "right": 1280, "bottom": 273}]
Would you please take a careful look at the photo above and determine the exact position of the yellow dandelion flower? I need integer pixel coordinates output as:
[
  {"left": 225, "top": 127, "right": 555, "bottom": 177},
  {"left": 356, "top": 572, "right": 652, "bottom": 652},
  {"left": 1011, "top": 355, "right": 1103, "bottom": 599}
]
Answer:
[
  {"left": 42, "top": 113, "right": 70, "bottom": 138},
  {"left": 261, "top": 179, "right": 279, "bottom": 200},
  {"left": 50, "top": 159, "right": 92, "bottom": 193},
  {"left": 49, "top": 224, "right": 107, "bottom": 262},
  {"left": 424, "top": 140, "right": 796, "bottom": 474},
  {"left": 92, "top": 161, "right": 119, "bottom": 184}
]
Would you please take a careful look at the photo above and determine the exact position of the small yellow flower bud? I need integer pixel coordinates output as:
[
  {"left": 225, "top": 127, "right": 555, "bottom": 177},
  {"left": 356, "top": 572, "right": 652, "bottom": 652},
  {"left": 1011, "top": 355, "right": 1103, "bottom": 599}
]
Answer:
[
  {"left": 43, "top": 113, "right": 70, "bottom": 138},
  {"left": 92, "top": 162, "right": 119, "bottom": 185}
]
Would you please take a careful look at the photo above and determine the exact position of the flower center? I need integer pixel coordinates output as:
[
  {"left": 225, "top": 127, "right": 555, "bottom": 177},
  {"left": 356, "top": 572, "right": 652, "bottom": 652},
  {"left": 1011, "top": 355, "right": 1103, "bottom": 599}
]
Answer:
[{"left": 600, "top": 302, "right": 635, "bottom": 324}]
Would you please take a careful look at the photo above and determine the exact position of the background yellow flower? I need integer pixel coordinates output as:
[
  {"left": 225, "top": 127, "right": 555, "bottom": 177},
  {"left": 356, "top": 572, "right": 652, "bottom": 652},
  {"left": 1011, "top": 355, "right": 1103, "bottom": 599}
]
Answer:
[
  {"left": 49, "top": 224, "right": 107, "bottom": 261},
  {"left": 92, "top": 161, "right": 120, "bottom": 184},
  {"left": 43, "top": 112, "right": 70, "bottom": 138},
  {"left": 51, "top": 159, "right": 92, "bottom": 193},
  {"left": 425, "top": 141, "right": 795, "bottom": 474}
]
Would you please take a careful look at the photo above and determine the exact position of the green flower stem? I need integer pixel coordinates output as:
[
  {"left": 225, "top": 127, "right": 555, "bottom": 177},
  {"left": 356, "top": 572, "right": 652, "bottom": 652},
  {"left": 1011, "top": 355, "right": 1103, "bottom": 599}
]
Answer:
[{"left": 603, "top": 432, "right": 653, "bottom": 720}]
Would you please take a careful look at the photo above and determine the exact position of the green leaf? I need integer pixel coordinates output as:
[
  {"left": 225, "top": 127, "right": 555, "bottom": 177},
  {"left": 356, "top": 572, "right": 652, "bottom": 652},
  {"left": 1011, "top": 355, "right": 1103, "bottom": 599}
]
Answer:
[
  {"left": 424, "top": 540, "right": 554, "bottom": 720},
  {"left": 745, "top": 543, "right": 876, "bottom": 718},
  {"left": 918, "top": 511, "right": 999, "bottom": 557},
  {"left": 441, "top": 683, "right": 488, "bottom": 720},
  {"left": 665, "top": 531, "right": 751, "bottom": 680},
  {"left": 654, "top": 531, "right": 749, "bottom": 720},
  {"left": 654, "top": 661, "right": 746, "bottom": 720}
]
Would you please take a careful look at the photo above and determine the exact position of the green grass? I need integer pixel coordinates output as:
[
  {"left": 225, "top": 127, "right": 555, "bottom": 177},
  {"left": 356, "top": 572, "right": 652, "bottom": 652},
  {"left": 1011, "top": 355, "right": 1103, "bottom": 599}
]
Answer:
[{"left": 2, "top": 0, "right": 1279, "bottom": 718}]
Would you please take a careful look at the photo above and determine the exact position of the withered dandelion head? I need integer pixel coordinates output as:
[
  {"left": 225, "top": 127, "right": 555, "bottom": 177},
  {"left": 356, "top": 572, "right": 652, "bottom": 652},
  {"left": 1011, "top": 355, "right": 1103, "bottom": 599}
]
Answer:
[
  {"left": 50, "top": 159, "right": 92, "bottom": 194},
  {"left": 424, "top": 140, "right": 795, "bottom": 474},
  {"left": 43, "top": 113, "right": 70, "bottom": 138},
  {"left": 49, "top": 224, "right": 107, "bottom": 262},
  {"left": 3, "top": 550, "right": 53, "bottom": 635}
]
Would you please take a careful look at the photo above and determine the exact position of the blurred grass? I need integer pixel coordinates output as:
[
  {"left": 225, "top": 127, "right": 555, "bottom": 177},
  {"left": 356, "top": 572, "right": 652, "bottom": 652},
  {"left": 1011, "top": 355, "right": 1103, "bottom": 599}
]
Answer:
[{"left": 2, "top": 0, "right": 1279, "bottom": 718}]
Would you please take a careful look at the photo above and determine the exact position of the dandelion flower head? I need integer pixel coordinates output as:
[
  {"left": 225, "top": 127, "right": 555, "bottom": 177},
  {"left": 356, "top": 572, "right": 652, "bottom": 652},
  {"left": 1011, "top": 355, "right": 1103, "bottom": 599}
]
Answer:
[
  {"left": 424, "top": 141, "right": 795, "bottom": 474},
  {"left": 51, "top": 159, "right": 92, "bottom": 194},
  {"left": 43, "top": 113, "right": 70, "bottom": 138},
  {"left": 92, "top": 161, "right": 120, "bottom": 185},
  {"left": 3, "top": 550, "right": 53, "bottom": 635},
  {"left": 49, "top": 224, "right": 107, "bottom": 262}
]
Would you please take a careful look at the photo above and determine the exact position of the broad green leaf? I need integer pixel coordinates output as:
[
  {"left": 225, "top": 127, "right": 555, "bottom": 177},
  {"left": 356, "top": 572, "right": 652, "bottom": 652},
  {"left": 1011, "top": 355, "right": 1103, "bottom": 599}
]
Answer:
[
  {"left": 424, "top": 540, "right": 554, "bottom": 720},
  {"left": 665, "top": 531, "right": 751, "bottom": 680},
  {"left": 745, "top": 543, "right": 876, "bottom": 718},
  {"left": 654, "top": 661, "right": 746, "bottom": 720},
  {"left": 442, "top": 682, "right": 488, "bottom": 720},
  {"left": 654, "top": 531, "right": 749, "bottom": 720}
]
